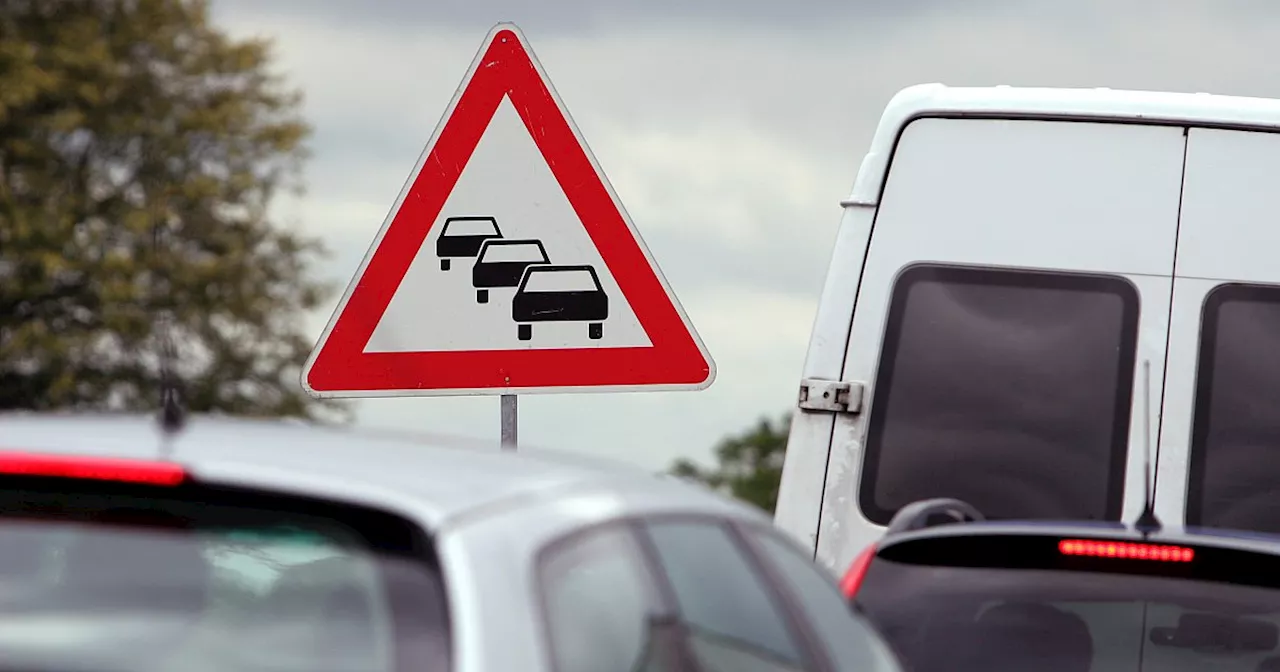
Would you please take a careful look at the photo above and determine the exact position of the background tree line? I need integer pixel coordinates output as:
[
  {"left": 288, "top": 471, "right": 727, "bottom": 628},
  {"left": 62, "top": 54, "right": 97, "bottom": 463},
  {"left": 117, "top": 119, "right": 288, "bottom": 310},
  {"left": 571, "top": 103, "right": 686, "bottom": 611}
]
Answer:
[
  {"left": 0, "top": 0, "right": 340, "bottom": 419},
  {"left": 669, "top": 412, "right": 790, "bottom": 514}
]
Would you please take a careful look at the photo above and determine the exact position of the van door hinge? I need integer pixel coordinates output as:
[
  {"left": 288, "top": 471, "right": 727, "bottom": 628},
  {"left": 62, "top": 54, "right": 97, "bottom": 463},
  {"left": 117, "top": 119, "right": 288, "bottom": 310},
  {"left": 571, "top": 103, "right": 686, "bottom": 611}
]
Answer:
[{"left": 797, "top": 379, "right": 864, "bottom": 414}]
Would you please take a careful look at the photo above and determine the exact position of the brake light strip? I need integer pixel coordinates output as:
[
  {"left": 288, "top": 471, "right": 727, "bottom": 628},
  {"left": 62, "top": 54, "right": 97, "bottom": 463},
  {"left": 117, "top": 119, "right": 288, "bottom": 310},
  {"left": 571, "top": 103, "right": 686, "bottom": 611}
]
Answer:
[
  {"left": 1059, "top": 539, "right": 1194, "bottom": 562},
  {"left": 0, "top": 451, "right": 186, "bottom": 486}
]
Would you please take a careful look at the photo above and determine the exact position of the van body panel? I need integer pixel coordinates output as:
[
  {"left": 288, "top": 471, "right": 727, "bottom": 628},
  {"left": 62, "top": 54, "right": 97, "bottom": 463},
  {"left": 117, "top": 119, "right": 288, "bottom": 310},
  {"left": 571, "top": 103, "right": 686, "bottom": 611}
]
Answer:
[
  {"left": 774, "top": 204, "right": 877, "bottom": 553},
  {"left": 783, "top": 107, "right": 1191, "bottom": 570},
  {"left": 773, "top": 411, "right": 835, "bottom": 552},
  {"left": 1153, "top": 277, "right": 1216, "bottom": 527},
  {"left": 851, "top": 84, "right": 1280, "bottom": 206},
  {"left": 858, "top": 118, "right": 1184, "bottom": 275},
  {"left": 814, "top": 412, "right": 869, "bottom": 568},
  {"left": 1156, "top": 128, "right": 1280, "bottom": 536},
  {"left": 1175, "top": 128, "right": 1280, "bottom": 282}
]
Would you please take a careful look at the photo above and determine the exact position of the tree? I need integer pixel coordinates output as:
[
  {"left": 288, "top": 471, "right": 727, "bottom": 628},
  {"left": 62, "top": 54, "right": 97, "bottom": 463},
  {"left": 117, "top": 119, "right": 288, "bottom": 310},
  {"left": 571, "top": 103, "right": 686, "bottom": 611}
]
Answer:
[
  {"left": 0, "top": 0, "right": 344, "bottom": 420},
  {"left": 670, "top": 413, "right": 791, "bottom": 513}
]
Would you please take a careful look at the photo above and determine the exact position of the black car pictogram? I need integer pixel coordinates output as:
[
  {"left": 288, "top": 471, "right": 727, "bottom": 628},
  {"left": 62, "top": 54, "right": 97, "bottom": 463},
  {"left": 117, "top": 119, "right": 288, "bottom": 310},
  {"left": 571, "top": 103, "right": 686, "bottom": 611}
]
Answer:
[
  {"left": 511, "top": 265, "right": 609, "bottom": 341},
  {"left": 471, "top": 239, "right": 551, "bottom": 303},
  {"left": 436, "top": 216, "right": 502, "bottom": 271}
]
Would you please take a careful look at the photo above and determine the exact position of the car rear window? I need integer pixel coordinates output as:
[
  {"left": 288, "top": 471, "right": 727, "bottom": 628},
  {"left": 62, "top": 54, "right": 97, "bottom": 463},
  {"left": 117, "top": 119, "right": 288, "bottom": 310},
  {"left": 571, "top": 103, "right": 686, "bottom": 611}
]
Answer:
[
  {"left": 1188, "top": 283, "right": 1280, "bottom": 534},
  {"left": 855, "top": 533, "right": 1280, "bottom": 672},
  {"left": 440, "top": 217, "right": 499, "bottom": 237},
  {"left": 0, "top": 471, "right": 449, "bottom": 672},
  {"left": 860, "top": 264, "right": 1139, "bottom": 525},
  {"left": 479, "top": 241, "right": 548, "bottom": 263},
  {"left": 522, "top": 268, "right": 599, "bottom": 293}
]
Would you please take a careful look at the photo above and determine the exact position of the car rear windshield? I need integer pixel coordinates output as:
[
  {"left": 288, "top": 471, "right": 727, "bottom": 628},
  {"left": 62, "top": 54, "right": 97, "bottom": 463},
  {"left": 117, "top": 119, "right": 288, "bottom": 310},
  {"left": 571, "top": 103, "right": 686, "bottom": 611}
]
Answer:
[
  {"left": 860, "top": 264, "right": 1138, "bottom": 525},
  {"left": 522, "top": 268, "right": 598, "bottom": 293},
  {"left": 1189, "top": 283, "right": 1280, "bottom": 535},
  {"left": 441, "top": 218, "right": 498, "bottom": 237},
  {"left": 0, "top": 472, "right": 449, "bottom": 672},
  {"left": 479, "top": 241, "right": 547, "bottom": 263},
  {"left": 855, "top": 534, "right": 1280, "bottom": 672}
]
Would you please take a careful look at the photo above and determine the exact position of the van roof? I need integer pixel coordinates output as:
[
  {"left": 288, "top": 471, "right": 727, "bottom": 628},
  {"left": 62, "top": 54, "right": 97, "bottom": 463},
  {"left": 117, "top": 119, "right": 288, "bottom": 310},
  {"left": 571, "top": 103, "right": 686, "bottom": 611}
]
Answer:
[
  {"left": 0, "top": 412, "right": 742, "bottom": 528},
  {"left": 849, "top": 83, "right": 1280, "bottom": 206}
]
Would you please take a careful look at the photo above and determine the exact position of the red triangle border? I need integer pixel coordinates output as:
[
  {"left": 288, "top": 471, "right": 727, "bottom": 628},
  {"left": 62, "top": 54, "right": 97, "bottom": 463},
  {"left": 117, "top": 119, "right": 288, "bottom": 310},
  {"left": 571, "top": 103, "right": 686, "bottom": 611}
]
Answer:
[{"left": 303, "top": 26, "right": 714, "bottom": 396}]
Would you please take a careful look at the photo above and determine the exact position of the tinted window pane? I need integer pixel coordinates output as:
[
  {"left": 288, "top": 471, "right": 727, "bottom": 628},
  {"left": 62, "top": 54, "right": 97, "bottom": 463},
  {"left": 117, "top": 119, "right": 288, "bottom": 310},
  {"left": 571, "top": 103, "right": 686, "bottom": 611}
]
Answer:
[
  {"left": 1188, "top": 283, "right": 1280, "bottom": 533},
  {"left": 0, "top": 478, "right": 448, "bottom": 672},
  {"left": 861, "top": 265, "right": 1138, "bottom": 524},
  {"left": 539, "top": 525, "right": 671, "bottom": 672},
  {"left": 643, "top": 521, "right": 804, "bottom": 667},
  {"left": 749, "top": 531, "right": 904, "bottom": 672}
]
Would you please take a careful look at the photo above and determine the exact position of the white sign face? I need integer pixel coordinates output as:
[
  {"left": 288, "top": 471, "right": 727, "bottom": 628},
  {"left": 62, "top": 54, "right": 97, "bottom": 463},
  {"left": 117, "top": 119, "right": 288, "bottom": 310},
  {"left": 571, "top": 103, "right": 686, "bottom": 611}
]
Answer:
[
  {"left": 301, "top": 23, "right": 714, "bottom": 397},
  {"left": 365, "top": 97, "right": 652, "bottom": 353}
]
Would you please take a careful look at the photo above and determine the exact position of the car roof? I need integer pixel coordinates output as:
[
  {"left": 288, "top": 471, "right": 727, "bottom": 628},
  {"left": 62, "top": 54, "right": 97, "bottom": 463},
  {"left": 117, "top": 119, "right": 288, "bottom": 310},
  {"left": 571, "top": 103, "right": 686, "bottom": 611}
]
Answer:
[
  {"left": 849, "top": 83, "right": 1280, "bottom": 207},
  {"left": 0, "top": 411, "right": 755, "bottom": 529},
  {"left": 877, "top": 518, "right": 1280, "bottom": 558}
]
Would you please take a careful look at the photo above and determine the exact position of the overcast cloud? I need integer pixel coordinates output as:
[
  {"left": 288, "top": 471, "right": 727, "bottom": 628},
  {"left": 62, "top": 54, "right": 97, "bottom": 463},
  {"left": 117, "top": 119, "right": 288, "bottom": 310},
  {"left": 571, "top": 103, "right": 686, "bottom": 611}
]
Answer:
[
  {"left": 208, "top": 0, "right": 1280, "bottom": 471},
  {"left": 213, "top": 0, "right": 971, "bottom": 35}
]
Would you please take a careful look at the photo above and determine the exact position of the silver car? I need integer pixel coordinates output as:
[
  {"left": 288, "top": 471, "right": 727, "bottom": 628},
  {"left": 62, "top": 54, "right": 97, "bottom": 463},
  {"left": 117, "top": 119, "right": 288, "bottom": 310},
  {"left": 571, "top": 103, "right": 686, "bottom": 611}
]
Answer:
[{"left": 0, "top": 412, "right": 902, "bottom": 672}]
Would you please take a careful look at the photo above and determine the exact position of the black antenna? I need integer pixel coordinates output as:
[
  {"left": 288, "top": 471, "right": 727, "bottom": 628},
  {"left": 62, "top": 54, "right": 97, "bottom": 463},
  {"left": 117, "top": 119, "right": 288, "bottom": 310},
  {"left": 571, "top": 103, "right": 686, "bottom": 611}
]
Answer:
[
  {"left": 1133, "top": 359, "right": 1161, "bottom": 536},
  {"left": 157, "top": 312, "right": 185, "bottom": 435},
  {"left": 152, "top": 214, "right": 186, "bottom": 450}
]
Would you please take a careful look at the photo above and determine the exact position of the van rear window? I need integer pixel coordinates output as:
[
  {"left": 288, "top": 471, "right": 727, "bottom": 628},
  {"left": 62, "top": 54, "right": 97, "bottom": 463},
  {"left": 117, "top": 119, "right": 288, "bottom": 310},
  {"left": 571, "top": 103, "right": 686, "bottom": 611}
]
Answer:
[
  {"left": 859, "top": 264, "right": 1139, "bottom": 525},
  {"left": 0, "top": 474, "right": 449, "bottom": 672},
  {"left": 1188, "top": 283, "right": 1280, "bottom": 534}
]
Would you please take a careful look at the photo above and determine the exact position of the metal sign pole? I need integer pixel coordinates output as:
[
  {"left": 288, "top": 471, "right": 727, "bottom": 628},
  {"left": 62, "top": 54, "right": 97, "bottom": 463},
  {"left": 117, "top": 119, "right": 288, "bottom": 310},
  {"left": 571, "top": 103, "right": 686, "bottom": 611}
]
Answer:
[{"left": 500, "top": 394, "right": 518, "bottom": 450}]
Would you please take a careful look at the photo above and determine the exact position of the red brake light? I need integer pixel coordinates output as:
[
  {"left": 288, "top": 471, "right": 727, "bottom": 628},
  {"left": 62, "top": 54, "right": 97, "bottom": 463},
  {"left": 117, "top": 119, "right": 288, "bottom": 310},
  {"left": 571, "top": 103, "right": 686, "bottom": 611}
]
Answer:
[
  {"left": 1059, "top": 538, "right": 1194, "bottom": 563},
  {"left": 839, "top": 543, "right": 878, "bottom": 598},
  {"left": 0, "top": 451, "right": 186, "bottom": 487}
]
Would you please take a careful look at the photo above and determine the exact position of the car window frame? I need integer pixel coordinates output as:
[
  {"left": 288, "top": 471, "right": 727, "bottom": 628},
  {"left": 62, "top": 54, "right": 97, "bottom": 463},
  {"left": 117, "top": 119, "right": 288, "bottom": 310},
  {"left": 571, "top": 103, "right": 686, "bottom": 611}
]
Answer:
[
  {"left": 0, "top": 475, "right": 452, "bottom": 672},
  {"left": 532, "top": 517, "right": 693, "bottom": 672},
  {"left": 521, "top": 267, "right": 601, "bottom": 294},
  {"left": 727, "top": 520, "right": 845, "bottom": 672},
  {"left": 736, "top": 521, "right": 911, "bottom": 672},
  {"left": 1186, "top": 281, "right": 1280, "bottom": 528},
  {"left": 859, "top": 261, "right": 1141, "bottom": 525},
  {"left": 478, "top": 239, "right": 549, "bottom": 264},
  {"left": 634, "top": 512, "right": 836, "bottom": 672}
]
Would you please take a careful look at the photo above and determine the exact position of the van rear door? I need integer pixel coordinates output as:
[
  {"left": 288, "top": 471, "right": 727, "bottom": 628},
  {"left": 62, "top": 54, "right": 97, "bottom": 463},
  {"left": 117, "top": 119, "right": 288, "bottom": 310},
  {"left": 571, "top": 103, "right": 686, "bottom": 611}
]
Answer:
[
  {"left": 800, "top": 117, "right": 1187, "bottom": 569},
  {"left": 1156, "top": 127, "right": 1280, "bottom": 536}
]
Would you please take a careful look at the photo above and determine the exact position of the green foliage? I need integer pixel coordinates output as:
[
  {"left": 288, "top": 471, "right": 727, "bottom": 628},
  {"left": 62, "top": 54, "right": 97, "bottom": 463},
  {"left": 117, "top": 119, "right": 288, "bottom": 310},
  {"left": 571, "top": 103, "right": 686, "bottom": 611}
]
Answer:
[
  {"left": 671, "top": 412, "right": 791, "bottom": 513},
  {"left": 0, "top": 0, "right": 345, "bottom": 419}
]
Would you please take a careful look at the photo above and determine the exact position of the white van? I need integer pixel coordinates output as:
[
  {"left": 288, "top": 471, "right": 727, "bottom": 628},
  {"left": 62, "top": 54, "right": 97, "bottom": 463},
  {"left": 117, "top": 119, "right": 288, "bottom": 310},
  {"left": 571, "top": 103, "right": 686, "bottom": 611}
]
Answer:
[{"left": 775, "top": 83, "right": 1280, "bottom": 572}]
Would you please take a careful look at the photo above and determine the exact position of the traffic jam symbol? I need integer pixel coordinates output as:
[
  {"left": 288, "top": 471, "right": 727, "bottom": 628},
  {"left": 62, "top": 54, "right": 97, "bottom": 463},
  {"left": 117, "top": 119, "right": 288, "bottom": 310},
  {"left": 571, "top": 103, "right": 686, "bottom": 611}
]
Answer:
[
  {"left": 438, "top": 227, "right": 609, "bottom": 341},
  {"left": 301, "top": 23, "right": 714, "bottom": 397},
  {"left": 468, "top": 238, "right": 547, "bottom": 306},
  {"left": 435, "top": 216, "right": 500, "bottom": 272}
]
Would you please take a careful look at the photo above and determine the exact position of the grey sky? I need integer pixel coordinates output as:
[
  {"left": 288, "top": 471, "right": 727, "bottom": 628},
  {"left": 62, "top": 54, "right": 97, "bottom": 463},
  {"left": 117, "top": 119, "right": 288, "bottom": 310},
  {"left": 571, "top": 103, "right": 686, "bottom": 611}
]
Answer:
[
  {"left": 210, "top": 0, "right": 1280, "bottom": 471},
  {"left": 214, "top": 0, "right": 962, "bottom": 35}
]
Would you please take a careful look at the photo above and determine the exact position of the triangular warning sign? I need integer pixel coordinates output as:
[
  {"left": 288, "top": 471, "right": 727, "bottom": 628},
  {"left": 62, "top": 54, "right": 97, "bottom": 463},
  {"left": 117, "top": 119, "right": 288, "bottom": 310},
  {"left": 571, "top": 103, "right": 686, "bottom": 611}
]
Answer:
[{"left": 302, "top": 23, "right": 715, "bottom": 397}]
